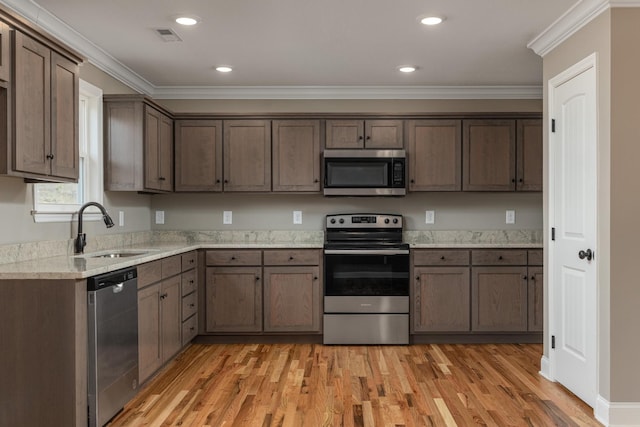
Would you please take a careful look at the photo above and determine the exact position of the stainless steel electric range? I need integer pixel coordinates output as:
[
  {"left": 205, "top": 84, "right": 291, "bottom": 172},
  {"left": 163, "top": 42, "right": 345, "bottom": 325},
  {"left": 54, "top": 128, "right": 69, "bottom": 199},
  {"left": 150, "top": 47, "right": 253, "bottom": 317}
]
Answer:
[{"left": 323, "top": 213, "right": 410, "bottom": 344}]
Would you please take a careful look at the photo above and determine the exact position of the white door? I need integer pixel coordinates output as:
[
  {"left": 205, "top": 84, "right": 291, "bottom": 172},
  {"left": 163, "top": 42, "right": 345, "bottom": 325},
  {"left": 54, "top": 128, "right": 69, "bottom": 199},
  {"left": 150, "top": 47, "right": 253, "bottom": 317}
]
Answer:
[{"left": 549, "top": 54, "right": 598, "bottom": 407}]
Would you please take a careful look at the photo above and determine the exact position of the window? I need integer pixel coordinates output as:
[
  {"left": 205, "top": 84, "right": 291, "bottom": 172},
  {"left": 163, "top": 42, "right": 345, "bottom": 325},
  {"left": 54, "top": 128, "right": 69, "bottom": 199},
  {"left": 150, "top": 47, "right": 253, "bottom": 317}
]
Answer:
[{"left": 32, "top": 79, "right": 104, "bottom": 223}]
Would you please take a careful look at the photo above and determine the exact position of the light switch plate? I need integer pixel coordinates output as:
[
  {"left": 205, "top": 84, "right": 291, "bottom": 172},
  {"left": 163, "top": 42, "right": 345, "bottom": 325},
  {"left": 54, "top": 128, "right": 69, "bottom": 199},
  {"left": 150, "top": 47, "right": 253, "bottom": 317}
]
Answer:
[
  {"left": 118, "top": 211, "right": 124, "bottom": 227},
  {"left": 506, "top": 210, "right": 516, "bottom": 224},
  {"left": 223, "top": 211, "right": 233, "bottom": 225},
  {"left": 425, "top": 210, "right": 435, "bottom": 224},
  {"left": 155, "top": 210, "right": 164, "bottom": 225},
  {"left": 293, "top": 211, "right": 302, "bottom": 224}
]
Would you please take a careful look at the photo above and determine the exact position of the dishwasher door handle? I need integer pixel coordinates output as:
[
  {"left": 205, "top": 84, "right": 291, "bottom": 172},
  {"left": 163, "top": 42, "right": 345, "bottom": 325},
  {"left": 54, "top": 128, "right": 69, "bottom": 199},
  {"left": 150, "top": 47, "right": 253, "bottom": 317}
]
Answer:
[{"left": 113, "top": 282, "right": 124, "bottom": 293}]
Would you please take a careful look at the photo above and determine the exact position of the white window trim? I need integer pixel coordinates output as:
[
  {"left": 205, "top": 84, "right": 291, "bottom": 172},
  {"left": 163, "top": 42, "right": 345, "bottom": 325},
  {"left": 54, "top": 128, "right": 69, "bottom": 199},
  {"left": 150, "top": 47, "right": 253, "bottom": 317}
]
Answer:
[{"left": 32, "top": 79, "right": 104, "bottom": 223}]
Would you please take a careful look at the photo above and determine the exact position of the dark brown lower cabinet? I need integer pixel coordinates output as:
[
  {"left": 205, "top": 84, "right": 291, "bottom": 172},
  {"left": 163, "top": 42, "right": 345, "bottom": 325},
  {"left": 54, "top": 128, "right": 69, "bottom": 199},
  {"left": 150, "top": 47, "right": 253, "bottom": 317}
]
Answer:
[
  {"left": 205, "top": 266, "right": 263, "bottom": 332},
  {"left": 263, "top": 266, "right": 321, "bottom": 332},
  {"left": 471, "top": 266, "right": 528, "bottom": 331},
  {"left": 528, "top": 266, "right": 544, "bottom": 331},
  {"left": 413, "top": 267, "right": 470, "bottom": 332}
]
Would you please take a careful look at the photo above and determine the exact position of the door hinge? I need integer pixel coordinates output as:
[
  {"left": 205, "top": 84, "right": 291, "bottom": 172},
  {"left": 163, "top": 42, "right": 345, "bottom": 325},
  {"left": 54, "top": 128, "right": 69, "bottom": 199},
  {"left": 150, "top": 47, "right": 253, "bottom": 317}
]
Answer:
[
  {"left": 551, "top": 227, "right": 555, "bottom": 241},
  {"left": 551, "top": 119, "right": 556, "bottom": 133},
  {"left": 551, "top": 335, "right": 556, "bottom": 349}
]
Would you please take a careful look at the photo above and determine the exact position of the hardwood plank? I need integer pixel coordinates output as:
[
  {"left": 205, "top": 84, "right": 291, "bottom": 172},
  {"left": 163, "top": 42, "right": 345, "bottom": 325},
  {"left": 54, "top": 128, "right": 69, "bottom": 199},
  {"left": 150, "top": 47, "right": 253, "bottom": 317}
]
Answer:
[{"left": 108, "top": 343, "right": 602, "bottom": 427}]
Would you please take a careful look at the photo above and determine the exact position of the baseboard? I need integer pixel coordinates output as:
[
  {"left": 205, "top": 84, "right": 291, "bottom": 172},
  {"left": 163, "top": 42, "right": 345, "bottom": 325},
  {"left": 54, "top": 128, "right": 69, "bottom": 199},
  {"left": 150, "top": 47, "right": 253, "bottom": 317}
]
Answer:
[
  {"left": 539, "top": 355, "right": 552, "bottom": 380},
  {"left": 595, "top": 395, "right": 640, "bottom": 426}
]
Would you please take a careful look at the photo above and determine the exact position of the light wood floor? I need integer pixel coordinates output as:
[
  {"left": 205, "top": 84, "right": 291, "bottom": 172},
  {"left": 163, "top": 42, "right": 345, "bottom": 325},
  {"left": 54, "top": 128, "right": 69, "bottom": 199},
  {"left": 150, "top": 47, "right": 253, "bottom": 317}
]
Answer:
[{"left": 109, "top": 343, "right": 601, "bottom": 426}]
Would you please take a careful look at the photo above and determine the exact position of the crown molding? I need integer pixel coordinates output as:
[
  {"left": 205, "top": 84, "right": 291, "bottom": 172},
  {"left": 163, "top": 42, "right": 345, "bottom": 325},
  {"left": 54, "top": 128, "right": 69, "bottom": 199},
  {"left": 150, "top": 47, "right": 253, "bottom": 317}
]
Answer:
[
  {"left": 152, "top": 85, "right": 542, "bottom": 100},
  {"left": 528, "top": 0, "right": 640, "bottom": 57},
  {"left": 0, "top": 0, "right": 153, "bottom": 94},
  {"left": 2, "top": 0, "right": 541, "bottom": 100}
]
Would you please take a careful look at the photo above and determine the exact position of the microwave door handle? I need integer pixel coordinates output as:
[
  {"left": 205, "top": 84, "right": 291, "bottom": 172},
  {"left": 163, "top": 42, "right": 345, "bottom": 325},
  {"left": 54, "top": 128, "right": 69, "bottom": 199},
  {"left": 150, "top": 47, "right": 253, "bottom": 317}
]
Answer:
[{"left": 324, "top": 249, "right": 410, "bottom": 255}]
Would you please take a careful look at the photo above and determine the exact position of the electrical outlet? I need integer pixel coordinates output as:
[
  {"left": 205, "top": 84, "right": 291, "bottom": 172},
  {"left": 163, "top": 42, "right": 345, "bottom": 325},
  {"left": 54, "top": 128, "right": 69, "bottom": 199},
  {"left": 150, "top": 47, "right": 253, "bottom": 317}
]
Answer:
[
  {"left": 155, "top": 210, "right": 165, "bottom": 225},
  {"left": 506, "top": 210, "right": 516, "bottom": 224},
  {"left": 293, "top": 211, "right": 302, "bottom": 224},
  {"left": 425, "top": 210, "right": 435, "bottom": 224},
  {"left": 118, "top": 211, "right": 124, "bottom": 227},
  {"left": 223, "top": 211, "right": 233, "bottom": 225}
]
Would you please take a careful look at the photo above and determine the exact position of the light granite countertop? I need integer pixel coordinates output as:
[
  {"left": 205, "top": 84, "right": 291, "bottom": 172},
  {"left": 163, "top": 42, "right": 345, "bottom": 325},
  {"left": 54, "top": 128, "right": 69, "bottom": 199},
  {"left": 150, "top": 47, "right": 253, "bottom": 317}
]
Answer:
[{"left": 0, "top": 229, "right": 542, "bottom": 280}]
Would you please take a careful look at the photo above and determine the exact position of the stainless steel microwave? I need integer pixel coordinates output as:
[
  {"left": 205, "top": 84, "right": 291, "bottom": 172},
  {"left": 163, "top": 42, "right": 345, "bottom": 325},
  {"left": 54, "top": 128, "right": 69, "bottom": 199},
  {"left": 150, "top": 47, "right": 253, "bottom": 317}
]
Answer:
[{"left": 323, "top": 149, "right": 406, "bottom": 196}]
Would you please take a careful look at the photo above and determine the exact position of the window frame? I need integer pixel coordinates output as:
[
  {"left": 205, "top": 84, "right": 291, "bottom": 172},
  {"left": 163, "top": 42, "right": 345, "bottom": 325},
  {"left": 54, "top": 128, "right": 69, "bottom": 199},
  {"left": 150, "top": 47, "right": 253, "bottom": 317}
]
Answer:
[{"left": 32, "top": 79, "right": 104, "bottom": 223}]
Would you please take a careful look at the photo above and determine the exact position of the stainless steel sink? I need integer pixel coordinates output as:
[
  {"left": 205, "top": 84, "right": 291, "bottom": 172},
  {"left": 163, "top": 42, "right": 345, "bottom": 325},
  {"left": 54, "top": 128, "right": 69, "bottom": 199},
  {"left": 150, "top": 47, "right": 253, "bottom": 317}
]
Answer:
[{"left": 90, "top": 252, "right": 148, "bottom": 258}]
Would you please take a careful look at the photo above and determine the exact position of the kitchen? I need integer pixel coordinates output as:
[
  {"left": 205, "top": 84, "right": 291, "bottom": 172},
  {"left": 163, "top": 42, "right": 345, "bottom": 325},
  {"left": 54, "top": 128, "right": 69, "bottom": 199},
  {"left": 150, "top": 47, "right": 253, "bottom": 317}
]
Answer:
[{"left": 0, "top": 0, "right": 638, "bottom": 426}]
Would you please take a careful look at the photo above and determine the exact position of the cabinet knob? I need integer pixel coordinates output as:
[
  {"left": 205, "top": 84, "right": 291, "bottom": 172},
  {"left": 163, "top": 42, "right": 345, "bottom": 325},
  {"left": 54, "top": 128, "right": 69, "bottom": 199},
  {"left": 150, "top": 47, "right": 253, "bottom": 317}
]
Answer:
[
  {"left": 519, "top": 178, "right": 524, "bottom": 183},
  {"left": 190, "top": 327, "right": 195, "bottom": 331},
  {"left": 46, "top": 154, "right": 54, "bottom": 160},
  {"left": 158, "top": 176, "right": 166, "bottom": 181},
  {"left": 358, "top": 135, "right": 363, "bottom": 141},
  {"left": 289, "top": 256, "right": 294, "bottom": 260},
  {"left": 366, "top": 135, "right": 371, "bottom": 140},
  {"left": 440, "top": 256, "right": 445, "bottom": 260},
  {"left": 190, "top": 259, "right": 195, "bottom": 264},
  {"left": 216, "top": 179, "right": 221, "bottom": 183},
  {"left": 522, "top": 275, "right": 528, "bottom": 280},
  {"left": 530, "top": 276, "right": 536, "bottom": 281},
  {"left": 189, "top": 303, "right": 195, "bottom": 308},
  {"left": 498, "top": 256, "right": 503, "bottom": 260},
  {"left": 189, "top": 279, "right": 195, "bottom": 284},
  {"left": 410, "top": 179, "right": 415, "bottom": 184},
  {"left": 415, "top": 276, "right": 420, "bottom": 281},
  {"left": 231, "top": 256, "right": 236, "bottom": 260},
  {"left": 313, "top": 276, "right": 318, "bottom": 280},
  {"left": 256, "top": 276, "right": 260, "bottom": 281},
  {"left": 511, "top": 178, "right": 515, "bottom": 183},
  {"left": 224, "top": 179, "right": 229, "bottom": 184},
  {"left": 314, "top": 179, "right": 319, "bottom": 183}
]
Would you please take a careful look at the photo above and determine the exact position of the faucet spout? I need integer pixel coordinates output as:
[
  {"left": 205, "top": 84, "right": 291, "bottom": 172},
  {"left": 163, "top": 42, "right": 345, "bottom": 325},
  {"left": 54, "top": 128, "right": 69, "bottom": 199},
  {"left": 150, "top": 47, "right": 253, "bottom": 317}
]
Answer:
[{"left": 75, "top": 202, "right": 115, "bottom": 254}]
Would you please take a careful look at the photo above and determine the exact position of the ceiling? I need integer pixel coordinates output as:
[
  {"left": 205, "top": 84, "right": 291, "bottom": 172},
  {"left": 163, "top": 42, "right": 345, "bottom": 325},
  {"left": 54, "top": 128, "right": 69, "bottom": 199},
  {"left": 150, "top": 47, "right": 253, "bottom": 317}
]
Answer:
[{"left": 22, "top": 0, "right": 577, "bottom": 94}]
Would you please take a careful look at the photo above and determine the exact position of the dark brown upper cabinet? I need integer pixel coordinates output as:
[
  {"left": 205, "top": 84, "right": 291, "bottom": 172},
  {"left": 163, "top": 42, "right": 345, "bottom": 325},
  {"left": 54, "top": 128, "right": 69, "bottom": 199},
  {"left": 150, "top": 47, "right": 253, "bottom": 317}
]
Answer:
[
  {"left": 326, "top": 119, "right": 403, "bottom": 149},
  {"left": 407, "top": 119, "right": 461, "bottom": 191}
]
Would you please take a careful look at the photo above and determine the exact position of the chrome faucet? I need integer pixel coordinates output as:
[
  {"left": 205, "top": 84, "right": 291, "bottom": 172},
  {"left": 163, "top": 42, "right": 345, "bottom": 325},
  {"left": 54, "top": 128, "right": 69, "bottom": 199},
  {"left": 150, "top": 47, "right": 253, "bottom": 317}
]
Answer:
[{"left": 74, "top": 202, "right": 115, "bottom": 254}]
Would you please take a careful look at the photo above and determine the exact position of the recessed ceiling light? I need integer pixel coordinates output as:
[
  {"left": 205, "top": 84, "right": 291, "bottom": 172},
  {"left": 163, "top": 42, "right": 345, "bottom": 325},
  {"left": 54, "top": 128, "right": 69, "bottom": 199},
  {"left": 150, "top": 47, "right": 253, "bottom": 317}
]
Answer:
[
  {"left": 216, "top": 66, "right": 233, "bottom": 73},
  {"left": 175, "top": 16, "right": 199, "bottom": 26},
  {"left": 420, "top": 16, "right": 444, "bottom": 26},
  {"left": 398, "top": 66, "right": 417, "bottom": 73}
]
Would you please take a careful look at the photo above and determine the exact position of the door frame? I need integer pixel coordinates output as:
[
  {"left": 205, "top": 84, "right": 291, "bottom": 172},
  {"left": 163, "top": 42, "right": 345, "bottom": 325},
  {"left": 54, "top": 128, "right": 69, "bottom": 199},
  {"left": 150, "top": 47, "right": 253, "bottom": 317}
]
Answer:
[{"left": 546, "top": 52, "right": 599, "bottom": 394}]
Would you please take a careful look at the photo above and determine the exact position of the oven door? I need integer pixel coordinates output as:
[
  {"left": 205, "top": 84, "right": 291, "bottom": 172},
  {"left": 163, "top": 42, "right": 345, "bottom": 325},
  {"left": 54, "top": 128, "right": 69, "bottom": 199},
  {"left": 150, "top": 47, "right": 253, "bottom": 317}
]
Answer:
[{"left": 324, "top": 249, "right": 409, "bottom": 312}]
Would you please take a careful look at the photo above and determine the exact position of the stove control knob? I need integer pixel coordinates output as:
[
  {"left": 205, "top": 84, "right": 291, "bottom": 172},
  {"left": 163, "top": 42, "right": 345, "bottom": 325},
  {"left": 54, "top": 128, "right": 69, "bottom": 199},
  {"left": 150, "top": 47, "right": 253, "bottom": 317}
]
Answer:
[
  {"left": 384, "top": 218, "right": 390, "bottom": 224},
  {"left": 393, "top": 218, "right": 399, "bottom": 224},
  {"left": 339, "top": 218, "right": 345, "bottom": 224},
  {"left": 330, "top": 218, "right": 336, "bottom": 224}
]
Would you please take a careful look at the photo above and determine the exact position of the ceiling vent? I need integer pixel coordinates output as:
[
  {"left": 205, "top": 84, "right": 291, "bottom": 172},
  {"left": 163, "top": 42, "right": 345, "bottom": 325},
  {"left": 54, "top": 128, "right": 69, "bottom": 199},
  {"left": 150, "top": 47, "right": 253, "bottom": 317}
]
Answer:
[{"left": 154, "top": 28, "right": 182, "bottom": 42}]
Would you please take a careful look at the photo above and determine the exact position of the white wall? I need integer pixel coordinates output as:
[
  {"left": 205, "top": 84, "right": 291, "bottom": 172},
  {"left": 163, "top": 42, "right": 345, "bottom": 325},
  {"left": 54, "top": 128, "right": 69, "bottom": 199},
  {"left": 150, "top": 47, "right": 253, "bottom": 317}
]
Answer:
[{"left": 149, "top": 192, "right": 542, "bottom": 231}]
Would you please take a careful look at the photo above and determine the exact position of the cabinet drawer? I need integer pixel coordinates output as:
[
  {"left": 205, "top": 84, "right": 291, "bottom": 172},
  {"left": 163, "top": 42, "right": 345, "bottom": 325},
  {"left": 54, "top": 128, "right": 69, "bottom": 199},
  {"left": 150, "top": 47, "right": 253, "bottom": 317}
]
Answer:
[
  {"left": 263, "top": 249, "right": 321, "bottom": 266},
  {"left": 162, "top": 255, "right": 182, "bottom": 278},
  {"left": 413, "top": 249, "right": 469, "bottom": 266},
  {"left": 181, "top": 269, "right": 197, "bottom": 296},
  {"left": 528, "top": 249, "right": 543, "bottom": 266},
  {"left": 471, "top": 250, "right": 527, "bottom": 266},
  {"left": 181, "top": 251, "right": 197, "bottom": 271},
  {"left": 137, "top": 260, "right": 162, "bottom": 289},
  {"left": 182, "top": 314, "right": 198, "bottom": 346},
  {"left": 182, "top": 292, "right": 197, "bottom": 321},
  {"left": 206, "top": 250, "right": 262, "bottom": 266}
]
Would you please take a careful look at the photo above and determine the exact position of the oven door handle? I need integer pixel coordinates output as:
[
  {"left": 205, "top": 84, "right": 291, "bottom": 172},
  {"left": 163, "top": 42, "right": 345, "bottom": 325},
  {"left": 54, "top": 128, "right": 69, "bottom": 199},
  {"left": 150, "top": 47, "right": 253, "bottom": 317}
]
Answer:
[{"left": 324, "top": 249, "right": 410, "bottom": 255}]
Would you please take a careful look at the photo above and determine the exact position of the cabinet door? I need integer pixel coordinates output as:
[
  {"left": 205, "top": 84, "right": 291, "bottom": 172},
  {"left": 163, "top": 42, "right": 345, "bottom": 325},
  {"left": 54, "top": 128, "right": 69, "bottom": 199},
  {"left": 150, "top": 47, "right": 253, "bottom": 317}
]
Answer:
[
  {"left": 144, "top": 106, "right": 173, "bottom": 191},
  {"left": 413, "top": 267, "right": 470, "bottom": 332},
  {"left": 175, "top": 120, "right": 223, "bottom": 191},
  {"left": 516, "top": 119, "right": 542, "bottom": 191},
  {"left": 365, "top": 120, "right": 404, "bottom": 149},
  {"left": 407, "top": 120, "right": 461, "bottom": 191},
  {"left": 157, "top": 113, "right": 173, "bottom": 192},
  {"left": 263, "top": 266, "right": 321, "bottom": 332},
  {"left": 14, "top": 32, "right": 51, "bottom": 176},
  {"left": 223, "top": 120, "right": 271, "bottom": 191},
  {"left": 205, "top": 267, "right": 262, "bottom": 332},
  {"left": 462, "top": 120, "right": 516, "bottom": 191},
  {"left": 104, "top": 100, "right": 144, "bottom": 191},
  {"left": 272, "top": 120, "right": 321, "bottom": 192},
  {"left": 325, "top": 120, "right": 364, "bottom": 149},
  {"left": 50, "top": 51, "right": 79, "bottom": 180},
  {"left": 138, "top": 283, "right": 162, "bottom": 383},
  {"left": 528, "top": 267, "right": 544, "bottom": 332},
  {"left": 161, "top": 276, "right": 182, "bottom": 361},
  {"left": 0, "top": 21, "right": 11, "bottom": 82},
  {"left": 471, "top": 266, "right": 528, "bottom": 331}
]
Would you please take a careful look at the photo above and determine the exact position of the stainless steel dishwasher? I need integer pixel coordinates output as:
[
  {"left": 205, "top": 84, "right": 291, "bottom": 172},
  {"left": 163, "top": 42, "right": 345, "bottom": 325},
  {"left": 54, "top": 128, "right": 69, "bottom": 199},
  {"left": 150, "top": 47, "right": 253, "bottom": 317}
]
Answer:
[{"left": 88, "top": 267, "right": 139, "bottom": 427}]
